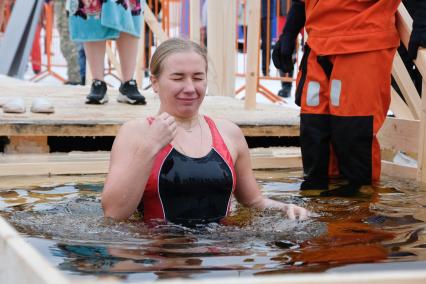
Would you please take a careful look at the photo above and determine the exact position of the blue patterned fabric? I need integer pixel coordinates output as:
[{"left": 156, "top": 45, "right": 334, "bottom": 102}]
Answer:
[{"left": 68, "top": 0, "right": 144, "bottom": 42}]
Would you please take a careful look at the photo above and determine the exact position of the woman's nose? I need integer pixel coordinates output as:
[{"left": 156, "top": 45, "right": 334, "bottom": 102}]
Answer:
[{"left": 182, "top": 78, "right": 196, "bottom": 92}]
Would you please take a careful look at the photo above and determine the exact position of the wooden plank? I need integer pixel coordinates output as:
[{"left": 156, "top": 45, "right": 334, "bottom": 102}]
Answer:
[
  {"left": 418, "top": 81, "right": 426, "bottom": 182},
  {"left": 0, "top": 123, "right": 299, "bottom": 137},
  {"left": 5, "top": 136, "right": 49, "bottom": 153},
  {"left": 378, "top": 117, "right": 419, "bottom": 154},
  {"left": 240, "top": 124, "right": 299, "bottom": 137},
  {"left": 0, "top": 148, "right": 302, "bottom": 177},
  {"left": 391, "top": 52, "right": 421, "bottom": 119},
  {"left": 144, "top": 6, "right": 168, "bottom": 43},
  {"left": 189, "top": 0, "right": 201, "bottom": 44},
  {"left": 0, "top": 123, "right": 120, "bottom": 136},
  {"left": 382, "top": 160, "right": 417, "bottom": 180},
  {"left": 0, "top": 152, "right": 109, "bottom": 176},
  {"left": 0, "top": 217, "right": 70, "bottom": 284},
  {"left": 390, "top": 87, "right": 415, "bottom": 120},
  {"left": 135, "top": 11, "right": 146, "bottom": 88},
  {"left": 151, "top": 272, "right": 426, "bottom": 284},
  {"left": 0, "top": 81, "right": 301, "bottom": 137},
  {"left": 396, "top": 3, "right": 426, "bottom": 181},
  {"left": 244, "top": 0, "right": 261, "bottom": 109},
  {"left": 397, "top": 3, "right": 426, "bottom": 79},
  {"left": 207, "top": 0, "right": 236, "bottom": 96},
  {"left": 397, "top": 4, "right": 412, "bottom": 50}
]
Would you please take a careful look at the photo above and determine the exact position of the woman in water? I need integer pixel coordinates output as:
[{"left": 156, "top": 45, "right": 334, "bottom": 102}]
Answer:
[{"left": 102, "top": 38, "right": 309, "bottom": 226}]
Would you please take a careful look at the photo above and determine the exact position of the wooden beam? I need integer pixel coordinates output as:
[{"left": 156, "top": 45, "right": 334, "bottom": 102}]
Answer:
[
  {"left": 144, "top": 6, "right": 168, "bottom": 43},
  {"left": 418, "top": 81, "right": 426, "bottom": 182},
  {"left": 0, "top": 123, "right": 299, "bottom": 137},
  {"left": 207, "top": 0, "right": 236, "bottom": 97},
  {"left": 0, "top": 148, "right": 302, "bottom": 177},
  {"left": 240, "top": 124, "right": 299, "bottom": 137},
  {"left": 4, "top": 136, "right": 49, "bottom": 154},
  {"left": 382, "top": 160, "right": 417, "bottom": 180},
  {"left": 0, "top": 123, "right": 120, "bottom": 136},
  {"left": 189, "top": 0, "right": 201, "bottom": 44},
  {"left": 135, "top": 19, "right": 146, "bottom": 88},
  {"left": 0, "top": 217, "right": 71, "bottom": 284},
  {"left": 244, "top": 0, "right": 261, "bottom": 109},
  {"left": 397, "top": 3, "right": 426, "bottom": 80},
  {"left": 390, "top": 87, "right": 415, "bottom": 120},
  {"left": 378, "top": 117, "right": 419, "bottom": 154},
  {"left": 396, "top": 4, "right": 412, "bottom": 50},
  {"left": 391, "top": 51, "right": 421, "bottom": 119}
]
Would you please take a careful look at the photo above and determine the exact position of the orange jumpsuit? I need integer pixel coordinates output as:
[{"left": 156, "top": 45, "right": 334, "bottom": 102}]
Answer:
[{"left": 296, "top": 0, "right": 401, "bottom": 189}]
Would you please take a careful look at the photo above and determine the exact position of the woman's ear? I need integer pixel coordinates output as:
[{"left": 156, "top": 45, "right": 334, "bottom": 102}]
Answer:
[{"left": 150, "top": 75, "right": 158, "bottom": 93}]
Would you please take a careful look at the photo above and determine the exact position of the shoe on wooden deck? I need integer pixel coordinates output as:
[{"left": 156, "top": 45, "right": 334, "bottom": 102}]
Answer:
[{"left": 117, "top": 79, "right": 146, "bottom": 105}]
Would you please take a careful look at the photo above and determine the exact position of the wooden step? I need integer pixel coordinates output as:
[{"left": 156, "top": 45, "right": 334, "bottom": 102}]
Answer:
[{"left": 0, "top": 147, "right": 303, "bottom": 178}]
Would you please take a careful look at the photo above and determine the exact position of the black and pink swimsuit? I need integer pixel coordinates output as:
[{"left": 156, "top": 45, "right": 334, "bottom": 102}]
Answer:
[{"left": 139, "top": 115, "right": 236, "bottom": 226}]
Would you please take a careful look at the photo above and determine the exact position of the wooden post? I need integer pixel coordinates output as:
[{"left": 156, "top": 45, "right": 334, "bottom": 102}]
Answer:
[
  {"left": 207, "top": 0, "right": 236, "bottom": 96},
  {"left": 391, "top": 52, "right": 421, "bottom": 119},
  {"left": 244, "top": 0, "right": 261, "bottom": 109},
  {"left": 418, "top": 77, "right": 426, "bottom": 182},
  {"left": 135, "top": 14, "right": 146, "bottom": 88},
  {"left": 189, "top": 0, "right": 201, "bottom": 44},
  {"left": 144, "top": 6, "right": 168, "bottom": 43}
]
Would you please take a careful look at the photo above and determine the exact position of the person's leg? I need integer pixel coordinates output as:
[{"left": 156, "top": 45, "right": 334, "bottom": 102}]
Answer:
[
  {"left": 77, "top": 43, "right": 86, "bottom": 85},
  {"left": 329, "top": 48, "right": 396, "bottom": 185},
  {"left": 84, "top": 41, "right": 108, "bottom": 104},
  {"left": 116, "top": 32, "right": 139, "bottom": 82},
  {"left": 116, "top": 32, "right": 146, "bottom": 105},
  {"left": 55, "top": 1, "right": 80, "bottom": 84},
  {"left": 297, "top": 46, "right": 332, "bottom": 190},
  {"left": 84, "top": 41, "right": 106, "bottom": 81}
]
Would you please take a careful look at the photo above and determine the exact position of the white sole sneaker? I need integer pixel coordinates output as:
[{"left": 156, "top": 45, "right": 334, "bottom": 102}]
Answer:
[
  {"left": 117, "top": 93, "right": 146, "bottom": 105},
  {"left": 86, "top": 95, "right": 109, "bottom": 104}
]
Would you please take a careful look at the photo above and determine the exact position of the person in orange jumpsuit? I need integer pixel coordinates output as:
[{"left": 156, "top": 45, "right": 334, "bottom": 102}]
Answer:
[{"left": 273, "top": 0, "right": 426, "bottom": 195}]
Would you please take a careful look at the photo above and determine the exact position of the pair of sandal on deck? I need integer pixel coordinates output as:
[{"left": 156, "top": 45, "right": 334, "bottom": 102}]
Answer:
[{"left": 0, "top": 97, "right": 54, "bottom": 114}]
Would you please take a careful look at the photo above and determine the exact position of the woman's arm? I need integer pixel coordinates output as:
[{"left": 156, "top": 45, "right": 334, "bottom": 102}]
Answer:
[
  {"left": 101, "top": 113, "right": 177, "bottom": 220},
  {"left": 224, "top": 121, "right": 309, "bottom": 220}
]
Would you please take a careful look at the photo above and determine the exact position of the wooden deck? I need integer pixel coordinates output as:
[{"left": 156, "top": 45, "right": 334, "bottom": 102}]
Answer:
[{"left": 0, "top": 75, "right": 300, "bottom": 137}]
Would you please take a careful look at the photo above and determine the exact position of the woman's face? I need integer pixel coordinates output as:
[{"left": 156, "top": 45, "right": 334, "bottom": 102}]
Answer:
[{"left": 152, "top": 51, "right": 207, "bottom": 118}]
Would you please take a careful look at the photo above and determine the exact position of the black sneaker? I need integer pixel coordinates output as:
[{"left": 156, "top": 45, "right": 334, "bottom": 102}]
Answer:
[
  {"left": 86, "top": 79, "right": 108, "bottom": 104},
  {"left": 118, "top": 79, "right": 146, "bottom": 105}
]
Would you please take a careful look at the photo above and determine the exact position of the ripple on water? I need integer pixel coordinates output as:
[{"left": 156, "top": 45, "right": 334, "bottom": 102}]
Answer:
[{"left": 1, "top": 176, "right": 426, "bottom": 281}]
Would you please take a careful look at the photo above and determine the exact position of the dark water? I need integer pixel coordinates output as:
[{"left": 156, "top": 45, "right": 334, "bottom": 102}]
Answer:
[{"left": 1, "top": 170, "right": 426, "bottom": 282}]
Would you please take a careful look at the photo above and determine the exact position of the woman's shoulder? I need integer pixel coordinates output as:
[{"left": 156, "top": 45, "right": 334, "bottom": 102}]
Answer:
[
  {"left": 207, "top": 117, "right": 244, "bottom": 140},
  {"left": 118, "top": 118, "right": 149, "bottom": 138}
]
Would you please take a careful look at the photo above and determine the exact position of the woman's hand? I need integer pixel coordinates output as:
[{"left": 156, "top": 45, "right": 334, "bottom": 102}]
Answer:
[
  {"left": 143, "top": 112, "right": 177, "bottom": 153},
  {"left": 262, "top": 198, "right": 310, "bottom": 220},
  {"left": 280, "top": 203, "right": 309, "bottom": 220}
]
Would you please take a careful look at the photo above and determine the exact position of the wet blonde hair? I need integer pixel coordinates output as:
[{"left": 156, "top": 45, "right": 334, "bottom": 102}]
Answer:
[{"left": 150, "top": 38, "right": 208, "bottom": 78}]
